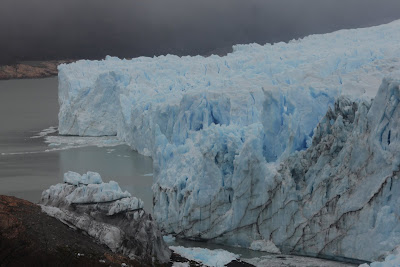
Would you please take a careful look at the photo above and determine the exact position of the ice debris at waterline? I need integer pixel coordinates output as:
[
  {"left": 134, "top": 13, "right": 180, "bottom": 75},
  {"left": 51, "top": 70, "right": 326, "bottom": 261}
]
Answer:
[
  {"left": 169, "top": 246, "right": 239, "bottom": 267},
  {"left": 30, "top": 126, "right": 58, "bottom": 139},
  {"left": 57, "top": 20, "right": 400, "bottom": 262},
  {"left": 163, "top": 235, "right": 176, "bottom": 243},
  {"left": 360, "top": 248, "right": 400, "bottom": 267},
  {"left": 250, "top": 239, "right": 281, "bottom": 254},
  {"left": 40, "top": 171, "right": 171, "bottom": 264}
]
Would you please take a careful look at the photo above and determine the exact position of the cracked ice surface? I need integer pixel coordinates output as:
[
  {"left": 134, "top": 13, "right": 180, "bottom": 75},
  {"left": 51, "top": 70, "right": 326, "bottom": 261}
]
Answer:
[
  {"left": 156, "top": 75, "right": 400, "bottom": 262},
  {"left": 58, "top": 20, "right": 400, "bottom": 262}
]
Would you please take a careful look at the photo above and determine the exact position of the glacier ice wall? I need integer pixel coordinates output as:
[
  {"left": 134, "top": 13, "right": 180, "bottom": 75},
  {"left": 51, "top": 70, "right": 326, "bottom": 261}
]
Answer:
[
  {"left": 154, "top": 75, "right": 400, "bottom": 261},
  {"left": 57, "top": 20, "right": 400, "bottom": 262}
]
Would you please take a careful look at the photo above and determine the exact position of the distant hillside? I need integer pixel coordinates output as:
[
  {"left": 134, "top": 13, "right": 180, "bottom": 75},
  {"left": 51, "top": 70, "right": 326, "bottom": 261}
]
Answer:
[{"left": 0, "top": 60, "right": 75, "bottom": 80}]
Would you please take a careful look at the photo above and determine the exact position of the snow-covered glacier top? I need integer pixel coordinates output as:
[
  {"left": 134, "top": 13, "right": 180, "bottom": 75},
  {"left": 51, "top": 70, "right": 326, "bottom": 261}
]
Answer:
[{"left": 58, "top": 19, "right": 400, "bottom": 160}]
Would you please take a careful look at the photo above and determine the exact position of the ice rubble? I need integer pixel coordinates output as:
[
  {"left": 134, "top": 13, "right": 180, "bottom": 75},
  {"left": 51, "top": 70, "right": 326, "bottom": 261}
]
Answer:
[
  {"left": 57, "top": 20, "right": 400, "bottom": 262},
  {"left": 169, "top": 246, "right": 238, "bottom": 267},
  {"left": 40, "top": 171, "right": 170, "bottom": 264}
]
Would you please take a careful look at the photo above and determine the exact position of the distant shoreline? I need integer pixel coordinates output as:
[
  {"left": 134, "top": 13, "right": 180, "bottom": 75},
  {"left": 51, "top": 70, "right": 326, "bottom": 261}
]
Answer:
[{"left": 0, "top": 60, "right": 76, "bottom": 80}]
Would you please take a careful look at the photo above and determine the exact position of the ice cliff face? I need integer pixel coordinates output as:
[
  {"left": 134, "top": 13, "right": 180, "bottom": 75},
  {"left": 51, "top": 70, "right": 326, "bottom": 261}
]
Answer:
[
  {"left": 154, "top": 75, "right": 400, "bottom": 262},
  {"left": 154, "top": 78, "right": 399, "bottom": 263},
  {"left": 40, "top": 172, "right": 171, "bottom": 264},
  {"left": 57, "top": 20, "right": 400, "bottom": 262}
]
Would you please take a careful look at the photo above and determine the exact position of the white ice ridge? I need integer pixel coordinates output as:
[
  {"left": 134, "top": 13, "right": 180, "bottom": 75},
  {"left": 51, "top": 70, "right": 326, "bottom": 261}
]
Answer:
[
  {"left": 58, "top": 20, "right": 400, "bottom": 262},
  {"left": 63, "top": 171, "right": 102, "bottom": 185},
  {"left": 59, "top": 20, "right": 400, "bottom": 158},
  {"left": 42, "top": 171, "right": 137, "bottom": 207}
]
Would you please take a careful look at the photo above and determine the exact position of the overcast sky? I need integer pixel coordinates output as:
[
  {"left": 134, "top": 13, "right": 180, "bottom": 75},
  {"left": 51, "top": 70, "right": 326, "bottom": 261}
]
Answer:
[{"left": 1, "top": 0, "right": 400, "bottom": 64}]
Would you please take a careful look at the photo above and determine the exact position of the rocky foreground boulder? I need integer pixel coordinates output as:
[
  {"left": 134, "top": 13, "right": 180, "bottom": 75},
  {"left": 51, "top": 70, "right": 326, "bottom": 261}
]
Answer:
[
  {"left": 0, "top": 195, "right": 142, "bottom": 266},
  {"left": 39, "top": 171, "right": 171, "bottom": 265}
]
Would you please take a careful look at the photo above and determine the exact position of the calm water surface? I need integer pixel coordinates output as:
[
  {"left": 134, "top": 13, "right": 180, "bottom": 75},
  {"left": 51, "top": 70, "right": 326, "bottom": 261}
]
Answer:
[{"left": 0, "top": 77, "right": 154, "bottom": 211}]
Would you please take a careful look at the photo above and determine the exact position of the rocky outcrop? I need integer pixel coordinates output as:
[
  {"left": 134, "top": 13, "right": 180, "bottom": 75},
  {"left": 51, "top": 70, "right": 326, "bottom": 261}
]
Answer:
[
  {"left": 0, "top": 195, "right": 142, "bottom": 266},
  {"left": 0, "top": 60, "right": 74, "bottom": 80},
  {"left": 39, "top": 171, "right": 171, "bottom": 265}
]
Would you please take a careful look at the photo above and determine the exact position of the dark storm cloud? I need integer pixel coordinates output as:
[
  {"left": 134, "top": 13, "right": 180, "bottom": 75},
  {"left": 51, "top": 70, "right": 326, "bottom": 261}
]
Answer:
[{"left": 1, "top": 0, "right": 400, "bottom": 64}]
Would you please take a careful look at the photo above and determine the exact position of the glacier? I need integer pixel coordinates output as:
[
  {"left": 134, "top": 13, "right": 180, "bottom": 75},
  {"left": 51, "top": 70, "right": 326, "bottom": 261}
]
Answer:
[
  {"left": 153, "top": 75, "right": 400, "bottom": 262},
  {"left": 57, "top": 20, "right": 400, "bottom": 262}
]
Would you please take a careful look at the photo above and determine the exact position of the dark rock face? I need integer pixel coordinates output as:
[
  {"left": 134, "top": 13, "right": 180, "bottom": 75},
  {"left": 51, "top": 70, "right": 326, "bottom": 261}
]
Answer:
[{"left": 0, "top": 195, "right": 142, "bottom": 267}]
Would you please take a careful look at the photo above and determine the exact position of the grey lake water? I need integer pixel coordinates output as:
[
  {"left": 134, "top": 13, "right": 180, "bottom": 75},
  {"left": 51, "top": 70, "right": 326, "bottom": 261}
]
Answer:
[
  {"left": 0, "top": 77, "right": 154, "bottom": 212},
  {"left": 0, "top": 77, "right": 357, "bottom": 266}
]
